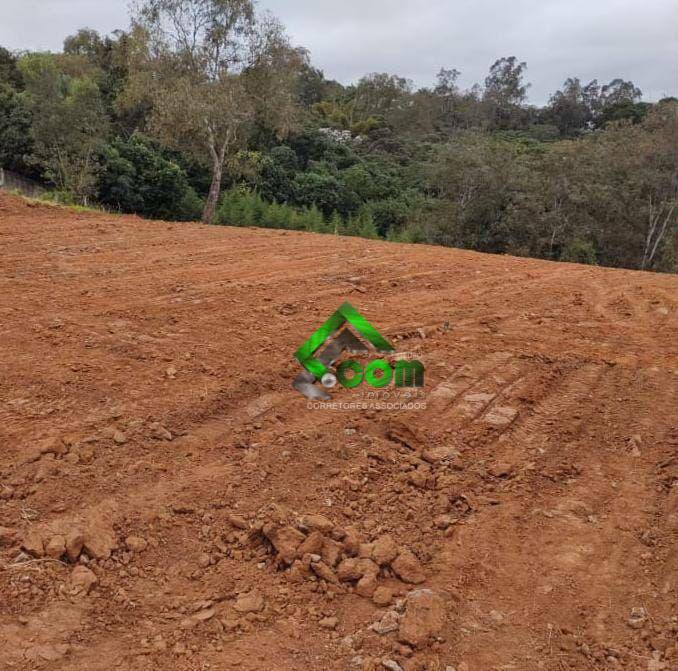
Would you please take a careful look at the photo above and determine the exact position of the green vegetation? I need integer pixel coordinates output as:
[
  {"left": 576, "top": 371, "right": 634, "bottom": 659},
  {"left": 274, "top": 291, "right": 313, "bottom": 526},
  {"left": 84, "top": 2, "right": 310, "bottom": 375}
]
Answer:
[
  {"left": 0, "top": 2, "right": 677, "bottom": 272},
  {"left": 215, "top": 187, "right": 379, "bottom": 238}
]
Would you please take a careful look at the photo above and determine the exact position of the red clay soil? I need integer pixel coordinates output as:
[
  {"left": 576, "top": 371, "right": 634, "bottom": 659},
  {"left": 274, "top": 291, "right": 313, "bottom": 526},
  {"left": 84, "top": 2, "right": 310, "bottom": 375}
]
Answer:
[{"left": 0, "top": 193, "right": 677, "bottom": 671}]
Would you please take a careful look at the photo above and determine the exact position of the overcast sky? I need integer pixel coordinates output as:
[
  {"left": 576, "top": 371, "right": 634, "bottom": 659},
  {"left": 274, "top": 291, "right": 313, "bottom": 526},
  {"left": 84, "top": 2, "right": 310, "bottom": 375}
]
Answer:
[{"left": 0, "top": 0, "right": 676, "bottom": 104}]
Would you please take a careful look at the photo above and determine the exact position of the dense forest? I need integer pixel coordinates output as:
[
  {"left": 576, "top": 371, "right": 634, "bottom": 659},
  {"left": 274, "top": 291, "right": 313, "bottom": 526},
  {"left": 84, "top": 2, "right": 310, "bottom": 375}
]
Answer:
[{"left": 1, "top": 0, "right": 677, "bottom": 272}]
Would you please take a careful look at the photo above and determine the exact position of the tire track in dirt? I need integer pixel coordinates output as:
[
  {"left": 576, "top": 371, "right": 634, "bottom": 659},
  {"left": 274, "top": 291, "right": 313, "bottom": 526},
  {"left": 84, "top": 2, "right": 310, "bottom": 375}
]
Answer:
[{"left": 2, "top": 195, "right": 677, "bottom": 671}]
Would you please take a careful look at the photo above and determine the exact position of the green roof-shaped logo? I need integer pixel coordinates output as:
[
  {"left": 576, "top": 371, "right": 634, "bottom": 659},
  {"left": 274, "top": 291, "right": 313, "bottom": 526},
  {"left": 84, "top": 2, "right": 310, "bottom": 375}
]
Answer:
[{"left": 295, "top": 302, "right": 394, "bottom": 380}]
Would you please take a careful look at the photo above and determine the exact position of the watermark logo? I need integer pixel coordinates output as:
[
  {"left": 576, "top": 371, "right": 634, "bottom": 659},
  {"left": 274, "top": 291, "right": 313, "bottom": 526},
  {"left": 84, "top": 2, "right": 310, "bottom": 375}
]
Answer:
[{"left": 293, "top": 302, "right": 425, "bottom": 408}]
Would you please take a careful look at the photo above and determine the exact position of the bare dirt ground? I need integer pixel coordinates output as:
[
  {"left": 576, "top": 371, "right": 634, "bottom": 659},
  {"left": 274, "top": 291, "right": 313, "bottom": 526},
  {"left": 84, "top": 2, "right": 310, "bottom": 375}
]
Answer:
[{"left": 1, "top": 192, "right": 677, "bottom": 671}]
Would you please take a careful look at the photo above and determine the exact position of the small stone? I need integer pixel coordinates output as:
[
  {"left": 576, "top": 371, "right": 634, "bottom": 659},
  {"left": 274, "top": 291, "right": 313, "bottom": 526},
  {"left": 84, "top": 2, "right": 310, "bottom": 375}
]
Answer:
[
  {"left": 391, "top": 549, "right": 426, "bottom": 584},
  {"left": 337, "top": 557, "right": 379, "bottom": 582},
  {"left": 197, "top": 553, "right": 211, "bottom": 569},
  {"left": 319, "top": 616, "right": 338, "bottom": 630},
  {"left": 299, "top": 514, "right": 334, "bottom": 533},
  {"left": 627, "top": 607, "right": 647, "bottom": 629},
  {"left": 398, "top": 589, "right": 447, "bottom": 648},
  {"left": 371, "top": 610, "right": 401, "bottom": 635},
  {"left": 265, "top": 525, "right": 306, "bottom": 565},
  {"left": 65, "top": 530, "right": 85, "bottom": 563},
  {"left": 83, "top": 515, "right": 117, "bottom": 560},
  {"left": 126, "top": 535, "right": 148, "bottom": 553},
  {"left": 373, "top": 586, "right": 394, "bottom": 607},
  {"left": 194, "top": 608, "right": 215, "bottom": 621},
  {"left": 321, "top": 537, "right": 344, "bottom": 567},
  {"left": 179, "top": 617, "right": 198, "bottom": 630},
  {"left": 26, "top": 643, "right": 70, "bottom": 663},
  {"left": 407, "top": 467, "right": 430, "bottom": 489},
  {"left": 227, "top": 513, "right": 249, "bottom": 530},
  {"left": 382, "top": 661, "right": 404, "bottom": 671},
  {"left": 311, "top": 560, "right": 339, "bottom": 584},
  {"left": 78, "top": 446, "right": 95, "bottom": 463},
  {"left": 356, "top": 570, "right": 378, "bottom": 598},
  {"left": 487, "top": 461, "right": 513, "bottom": 478},
  {"left": 342, "top": 527, "right": 362, "bottom": 556},
  {"left": 22, "top": 530, "right": 45, "bottom": 558},
  {"left": 233, "top": 590, "right": 265, "bottom": 613},
  {"left": 297, "top": 531, "right": 325, "bottom": 557},
  {"left": 45, "top": 535, "right": 66, "bottom": 559},
  {"left": 288, "top": 559, "right": 311, "bottom": 583},
  {"left": 39, "top": 437, "right": 68, "bottom": 457},
  {"left": 434, "top": 515, "right": 457, "bottom": 530},
  {"left": 422, "top": 445, "right": 458, "bottom": 464},
  {"left": 372, "top": 535, "right": 399, "bottom": 566},
  {"left": 69, "top": 565, "right": 98, "bottom": 595},
  {"left": 113, "top": 431, "right": 127, "bottom": 445},
  {"left": 394, "top": 643, "right": 413, "bottom": 658},
  {"left": 484, "top": 406, "right": 518, "bottom": 427},
  {"left": 149, "top": 422, "right": 173, "bottom": 441},
  {"left": 0, "top": 486, "right": 14, "bottom": 500}
]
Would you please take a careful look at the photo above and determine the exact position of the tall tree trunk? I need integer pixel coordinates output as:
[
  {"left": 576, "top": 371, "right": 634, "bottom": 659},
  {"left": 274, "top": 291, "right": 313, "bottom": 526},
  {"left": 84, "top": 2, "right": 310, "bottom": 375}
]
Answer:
[{"left": 202, "top": 155, "right": 223, "bottom": 225}]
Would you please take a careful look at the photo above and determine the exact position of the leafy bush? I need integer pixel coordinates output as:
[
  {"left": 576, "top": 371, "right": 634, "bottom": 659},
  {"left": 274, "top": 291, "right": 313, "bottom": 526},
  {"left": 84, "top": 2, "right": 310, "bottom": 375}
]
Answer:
[
  {"left": 215, "top": 188, "right": 381, "bottom": 240},
  {"left": 560, "top": 239, "right": 598, "bottom": 265},
  {"left": 0, "top": 85, "right": 33, "bottom": 173},
  {"left": 98, "top": 136, "right": 203, "bottom": 220}
]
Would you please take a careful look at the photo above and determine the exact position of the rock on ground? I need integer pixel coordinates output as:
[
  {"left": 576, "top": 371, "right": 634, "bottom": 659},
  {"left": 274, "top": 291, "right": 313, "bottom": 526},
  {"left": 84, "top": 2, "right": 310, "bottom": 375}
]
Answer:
[
  {"left": 391, "top": 548, "right": 426, "bottom": 584},
  {"left": 398, "top": 589, "right": 447, "bottom": 648}
]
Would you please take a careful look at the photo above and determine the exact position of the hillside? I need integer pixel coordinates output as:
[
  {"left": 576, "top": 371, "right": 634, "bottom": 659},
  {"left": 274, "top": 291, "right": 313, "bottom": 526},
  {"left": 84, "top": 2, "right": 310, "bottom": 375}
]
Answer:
[{"left": 0, "top": 193, "right": 677, "bottom": 671}]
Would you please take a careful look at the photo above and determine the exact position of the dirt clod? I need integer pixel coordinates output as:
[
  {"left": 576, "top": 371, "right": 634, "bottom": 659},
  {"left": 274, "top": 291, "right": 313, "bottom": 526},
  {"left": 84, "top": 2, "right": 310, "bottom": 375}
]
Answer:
[
  {"left": 391, "top": 549, "right": 426, "bottom": 585},
  {"left": 319, "top": 616, "right": 338, "bottom": 630},
  {"left": 125, "top": 535, "right": 148, "bottom": 553},
  {"left": 22, "top": 530, "right": 45, "bottom": 558},
  {"left": 69, "top": 565, "right": 98, "bottom": 595},
  {"left": 233, "top": 590, "right": 265, "bottom": 613},
  {"left": 264, "top": 524, "right": 306, "bottom": 565},
  {"left": 65, "top": 530, "right": 85, "bottom": 562},
  {"left": 372, "top": 535, "right": 399, "bottom": 566},
  {"left": 45, "top": 535, "right": 66, "bottom": 559},
  {"left": 398, "top": 589, "right": 447, "bottom": 648}
]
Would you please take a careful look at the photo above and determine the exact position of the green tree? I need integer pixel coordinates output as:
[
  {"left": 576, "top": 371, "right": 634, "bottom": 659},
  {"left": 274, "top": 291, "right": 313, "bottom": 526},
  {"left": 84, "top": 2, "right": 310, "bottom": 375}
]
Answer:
[
  {"left": 356, "top": 208, "right": 379, "bottom": 239},
  {"left": 546, "top": 78, "right": 599, "bottom": 137},
  {"left": 19, "top": 53, "right": 109, "bottom": 201},
  {"left": 292, "top": 169, "right": 342, "bottom": 214},
  {"left": 0, "top": 46, "right": 23, "bottom": 89},
  {"left": 63, "top": 28, "right": 135, "bottom": 128},
  {"left": 297, "top": 63, "right": 328, "bottom": 107},
  {"left": 125, "top": 0, "right": 303, "bottom": 224},
  {"left": 328, "top": 209, "right": 344, "bottom": 235},
  {"left": 483, "top": 57, "right": 530, "bottom": 129},
  {"left": 600, "top": 78, "right": 642, "bottom": 107},
  {"left": 352, "top": 72, "right": 412, "bottom": 120},
  {"left": 257, "top": 145, "right": 298, "bottom": 203},
  {"left": 0, "top": 85, "right": 33, "bottom": 172},
  {"left": 98, "top": 135, "right": 202, "bottom": 220}
]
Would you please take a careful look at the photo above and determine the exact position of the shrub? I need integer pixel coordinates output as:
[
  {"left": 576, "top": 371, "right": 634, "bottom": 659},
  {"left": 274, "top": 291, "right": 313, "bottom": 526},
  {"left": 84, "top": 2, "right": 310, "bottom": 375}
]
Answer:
[{"left": 98, "top": 136, "right": 203, "bottom": 220}]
